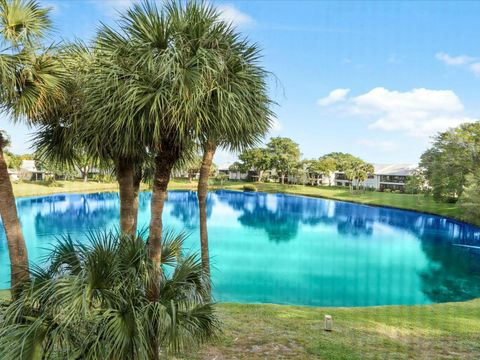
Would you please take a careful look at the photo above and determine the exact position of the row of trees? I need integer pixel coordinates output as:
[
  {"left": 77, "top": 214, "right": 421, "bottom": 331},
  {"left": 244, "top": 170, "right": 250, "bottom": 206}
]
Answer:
[
  {"left": 231, "top": 137, "right": 374, "bottom": 191},
  {"left": 0, "top": 0, "right": 272, "bottom": 357},
  {"left": 419, "top": 122, "right": 480, "bottom": 223}
]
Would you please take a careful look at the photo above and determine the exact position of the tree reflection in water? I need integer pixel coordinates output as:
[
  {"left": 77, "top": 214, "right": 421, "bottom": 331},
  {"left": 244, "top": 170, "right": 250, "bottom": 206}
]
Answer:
[
  {"left": 167, "top": 191, "right": 213, "bottom": 230},
  {"left": 217, "top": 191, "right": 374, "bottom": 242},
  {"left": 216, "top": 190, "right": 480, "bottom": 303},
  {"left": 1, "top": 190, "right": 480, "bottom": 305}
]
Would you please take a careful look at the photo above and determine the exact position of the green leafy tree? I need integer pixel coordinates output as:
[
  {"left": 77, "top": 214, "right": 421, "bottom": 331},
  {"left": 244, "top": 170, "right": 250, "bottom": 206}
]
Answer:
[
  {"left": 306, "top": 156, "right": 337, "bottom": 185},
  {"left": 1, "top": 132, "right": 22, "bottom": 170},
  {"left": 267, "top": 137, "right": 301, "bottom": 184},
  {"left": 342, "top": 156, "right": 373, "bottom": 193},
  {"left": 215, "top": 172, "right": 228, "bottom": 186},
  {"left": 322, "top": 152, "right": 357, "bottom": 172},
  {"left": 34, "top": 156, "right": 77, "bottom": 180},
  {"left": 458, "top": 174, "right": 480, "bottom": 224},
  {"left": 180, "top": 154, "right": 203, "bottom": 182},
  {"left": 238, "top": 147, "right": 272, "bottom": 182},
  {"left": 4, "top": 151, "right": 21, "bottom": 170},
  {"left": 420, "top": 122, "right": 480, "bottom": 201},
  {"left": 292, "top": 159, "right": 310, "bottom": 185},
  {"left": 405, "top": 168, "right": 428, "bottom": 196}
]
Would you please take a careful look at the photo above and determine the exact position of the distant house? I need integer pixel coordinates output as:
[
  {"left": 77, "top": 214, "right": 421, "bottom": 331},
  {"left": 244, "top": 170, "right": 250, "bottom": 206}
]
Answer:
[
  {"left": 19, "top": 160, "right": 46, "bottom": 181},
  {"left": 334, "top": 164, "right": 417, "bottom": 191},
  {"left": 218, "top": 163, "right": 250, "bottom": 181}
]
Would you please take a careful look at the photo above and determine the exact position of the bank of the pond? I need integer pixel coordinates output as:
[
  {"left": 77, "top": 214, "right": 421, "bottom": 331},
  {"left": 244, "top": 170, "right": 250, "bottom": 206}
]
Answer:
[
  {"left": 12, "top": 180, "right": 463, "bottom": 224},
  {"left": 192, "top": 300, "right": 480, "bottom": 359},
  {"left": 224, "top": 182, "right": 463, "bottom": 222},
  {"left": 1, "top": 287, "right": 477, "bottom": 359}
]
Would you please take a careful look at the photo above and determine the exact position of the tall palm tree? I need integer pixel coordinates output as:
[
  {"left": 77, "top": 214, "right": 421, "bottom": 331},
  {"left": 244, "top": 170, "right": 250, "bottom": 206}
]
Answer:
[
  {"left": 81, "top": 1, "right": 234, "bottom": 300},
  {"left": 0, "top": 0, "right": 63, "bottom": 296},
  {"left": 32, "top": 43, "right": 152, "bottom": 236},
  {"left": 196, "top": 32, "right": 273, "bottom": 283}
]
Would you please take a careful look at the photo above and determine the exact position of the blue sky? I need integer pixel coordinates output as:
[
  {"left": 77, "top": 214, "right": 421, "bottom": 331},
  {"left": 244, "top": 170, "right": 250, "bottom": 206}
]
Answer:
[{"left": 2, "top": 0, "right": 480, "bottom": 165}]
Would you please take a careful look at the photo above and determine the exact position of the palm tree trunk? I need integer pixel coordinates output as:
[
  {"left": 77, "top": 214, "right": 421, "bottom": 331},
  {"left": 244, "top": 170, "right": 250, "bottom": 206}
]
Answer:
[
  {"left": 82, "top": 167, "right": 89, "bottom": 183},
  {"left": 147, "top": 150, "right": 178, "bottom": 360},
  {"left": 132, "top": 169, "right": 142, "bottom": 234},
  {"left": 117, "top": 159, "right": 136, "bottom": 235},
  {"left": 197, "top": 140, "right": 216, "bottom": 287},
  {"left": 148, "top": 150, "right": 178, "bottom": 301},
  {"left": 0, "top": 137, "right": 29, "bottom": 297}
]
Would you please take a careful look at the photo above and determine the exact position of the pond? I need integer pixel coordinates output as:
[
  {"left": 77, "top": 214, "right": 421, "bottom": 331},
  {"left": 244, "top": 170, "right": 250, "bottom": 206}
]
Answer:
[{"left": 1, "top": 190, "right": 480, "bottom": 307}]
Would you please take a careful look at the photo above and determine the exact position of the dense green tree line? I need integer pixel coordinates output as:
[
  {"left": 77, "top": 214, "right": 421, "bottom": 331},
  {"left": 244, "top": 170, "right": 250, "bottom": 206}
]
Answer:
[
  {"left": 420, "top": 122, "right": 480, "bottom": 222},
  {"left": 232, "top": 138, "right": 374, "bottom": 191}
]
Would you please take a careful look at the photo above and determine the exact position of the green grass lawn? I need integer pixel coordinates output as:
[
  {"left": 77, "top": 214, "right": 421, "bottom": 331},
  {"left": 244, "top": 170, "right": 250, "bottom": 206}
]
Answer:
[
  {"left": 12, "top": 180, "right": 124, "bottom": 197},
  {"left": 1, "top": 285, "right": 478, "bottom": 359},
  {"left": 187, "top": 300, "right": 480, "bottom": 359}
]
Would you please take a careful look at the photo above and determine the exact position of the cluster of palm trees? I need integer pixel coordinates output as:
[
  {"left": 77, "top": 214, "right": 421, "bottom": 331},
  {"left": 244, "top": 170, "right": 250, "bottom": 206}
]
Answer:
[{"left": 0, "top": 0, "right": 272, "bottom": 357}]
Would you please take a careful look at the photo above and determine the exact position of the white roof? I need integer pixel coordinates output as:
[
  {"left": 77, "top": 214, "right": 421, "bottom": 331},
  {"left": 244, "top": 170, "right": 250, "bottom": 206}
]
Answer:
[
  {"left": 218, "top": 162, "right": 234, "bottom": 171},
  {"left": 374, "top": 164, "right": 416, "bottom": 176},
  {"left": 20, "top": 160, "right": 37, "bottom": 172}
]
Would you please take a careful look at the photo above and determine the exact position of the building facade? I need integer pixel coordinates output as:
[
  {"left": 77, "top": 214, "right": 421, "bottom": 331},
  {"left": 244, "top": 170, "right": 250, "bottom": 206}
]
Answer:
[{"left": 334, "top": 164, "right": 416, "bottom": 191}]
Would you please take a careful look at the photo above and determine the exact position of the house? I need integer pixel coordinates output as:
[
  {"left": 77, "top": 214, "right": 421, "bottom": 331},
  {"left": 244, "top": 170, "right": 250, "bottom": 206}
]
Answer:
[
  {"left": 18, "top": 160, "right": 46, "bottom": 181},
  {"left": 334, "top": 164, "right": 417, "bottom": 191},
  {"left": 218, "top": 163, "right": 252, "bottom": 181}
]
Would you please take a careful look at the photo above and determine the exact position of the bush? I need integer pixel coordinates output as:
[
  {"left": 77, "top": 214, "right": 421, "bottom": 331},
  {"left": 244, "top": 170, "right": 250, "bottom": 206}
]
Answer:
[
  {"left": 383, "top": 188, "right": 392, "bottom": 193},
  {"left": 243, "top": 184, "right": 257, "bottom": 192},
  {"left": 36, "top": 178, "right": 63, "bottom": 187},
  {"left": 0, "top": 230, "right": 218, "bottom": 359}
]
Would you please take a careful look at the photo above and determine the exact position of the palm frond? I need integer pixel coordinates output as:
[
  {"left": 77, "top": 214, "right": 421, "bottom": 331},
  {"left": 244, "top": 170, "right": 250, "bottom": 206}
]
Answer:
[{"left": 0, "top": 229, "right": 218, "bottom": 359}]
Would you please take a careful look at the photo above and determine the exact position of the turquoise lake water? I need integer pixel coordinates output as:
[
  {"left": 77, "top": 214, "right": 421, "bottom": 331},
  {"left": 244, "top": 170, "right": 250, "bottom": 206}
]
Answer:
[{"left": 1, "top": 190, "right": 480, "bottom": 307}]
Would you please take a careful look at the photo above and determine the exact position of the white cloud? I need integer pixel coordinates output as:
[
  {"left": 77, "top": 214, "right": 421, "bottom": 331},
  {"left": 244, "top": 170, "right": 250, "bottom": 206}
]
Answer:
[
  {"left": 217, "top": 4, "right": 254, "bottom": 27},
  {"left": 90, "top": 0, "right": 139, "bottom": 17},
  {"left": 351, "top": 87, "right": 473, "bottom": 138},
  {"left": 317, "top": 88, "right": 350, "bottom": 106},
  {"left": 358, "top": 139, "right": 397, "bottom": 151},
  {"left": 435, "top": 52, "right": 474, "bottom": 66},
  {"left": 470, "top": 62, "right": 480, "bottom": 77}
]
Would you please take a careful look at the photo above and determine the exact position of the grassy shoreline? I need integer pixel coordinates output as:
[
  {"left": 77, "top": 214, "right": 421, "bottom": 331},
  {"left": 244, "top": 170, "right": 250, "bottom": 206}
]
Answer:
[
  {"left": 1, "top": 288, "right": 479, "bottom": 359},
  {"left": 13, "top": 179, "right": 460, "bottom": 219}
]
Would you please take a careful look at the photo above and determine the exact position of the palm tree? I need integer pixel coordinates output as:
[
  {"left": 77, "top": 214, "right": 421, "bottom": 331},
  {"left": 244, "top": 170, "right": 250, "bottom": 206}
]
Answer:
[
  {"left": 80, "top": 1, "right": 241, "bottom": 299},
  {"left": 0, "top": 0, "right": 63, "bottom": 296},
  {"left": 0, "top": 230, "right": 217, "bottom": 359},
  {"left": 196, "top": 31, "right": 272, "bottom": 284},
  {"left": 32, "top": 43, "right": 153, "bottom": 236}
]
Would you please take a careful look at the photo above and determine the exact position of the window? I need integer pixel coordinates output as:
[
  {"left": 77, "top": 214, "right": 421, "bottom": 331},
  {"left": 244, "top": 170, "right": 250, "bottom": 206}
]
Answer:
[{"left": 380, "top": 175, "right": 407, "bottom": 183}]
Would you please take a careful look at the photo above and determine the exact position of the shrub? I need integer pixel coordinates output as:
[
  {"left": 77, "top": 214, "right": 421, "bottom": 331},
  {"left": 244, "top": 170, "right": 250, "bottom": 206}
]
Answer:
[
  {"left": 36, "top": 178, "right": 62, "bottom": 187},
  {"left": 243, "top": 184, "right": 257, "bottom": 192},
  {"left": 0, "top": 230, "right": 218, "bottom": 359}
]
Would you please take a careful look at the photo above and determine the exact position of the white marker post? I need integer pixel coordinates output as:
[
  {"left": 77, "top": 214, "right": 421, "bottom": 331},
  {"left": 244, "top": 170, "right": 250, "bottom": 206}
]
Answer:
[{"left": 324, "top": 315, "right": 333, "bottom": 331}]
